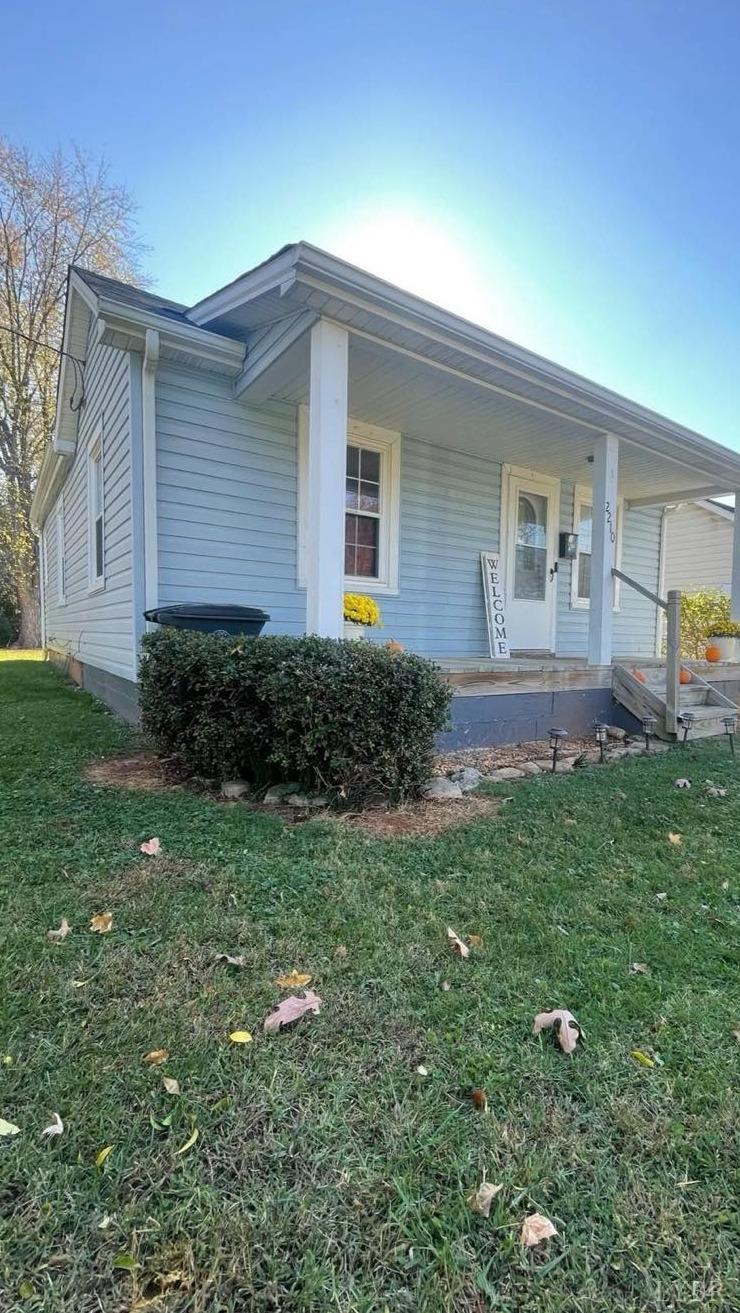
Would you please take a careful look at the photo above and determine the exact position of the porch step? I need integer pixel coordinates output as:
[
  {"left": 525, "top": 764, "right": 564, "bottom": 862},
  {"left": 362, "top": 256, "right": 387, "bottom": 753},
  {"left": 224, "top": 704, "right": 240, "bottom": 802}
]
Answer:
[{"left": 613, "top": 664, "right": 738, "bottom": 741}]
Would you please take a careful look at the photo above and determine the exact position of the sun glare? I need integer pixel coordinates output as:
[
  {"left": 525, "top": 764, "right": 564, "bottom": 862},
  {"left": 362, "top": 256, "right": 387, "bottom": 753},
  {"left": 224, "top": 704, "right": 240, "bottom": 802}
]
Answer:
[{"left": 327, "top": 209, "right": 504, "bottom": 330}]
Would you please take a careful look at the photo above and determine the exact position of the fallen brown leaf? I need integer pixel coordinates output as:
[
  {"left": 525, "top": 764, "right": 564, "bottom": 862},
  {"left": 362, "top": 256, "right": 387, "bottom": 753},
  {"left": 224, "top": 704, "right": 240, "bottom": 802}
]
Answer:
[
  {"left": 90, "top": 912, "right": 112, "bottom": 934},
  {"left": 143, "top": 1049, "right": 169, "bottom": 1066},
  {"left": 140, "top": 837, "right": 161, "bottom": 855},
  {"left": 47, "top": 918, "right": 71, "bottom": 944},
  {"left": 468, "top": 934, "right": 484, "bottom": 949},
  {"left": 668, "top": 832, "right": 682, "bottom": 846},
  {"left": 467, "top": 1181, "right": 502, "bottom": 1217},
  {"left": 533, "top": 1008, "right": 581, "bottom": 1054},
  {"left": 274, "top": 969, "right": 312, "bottom": 989},
  {"left": 521, "top": 1212, "right": 558, "bottom": 1247},
  {"left": 470, "top": 1088, "right": 488, "bottom": 1112},
  {"left": 629, "top": 962, "right": 650, "bottom": 975},
  {"left": 263, "top": 990, "right": 322, "bottom": 1033},
  {"left": 446, "top": 927, "right": 470, "bottom": 959},
  {"left": 162, "top": 1076, "right": 180, "bottom": 1095}
]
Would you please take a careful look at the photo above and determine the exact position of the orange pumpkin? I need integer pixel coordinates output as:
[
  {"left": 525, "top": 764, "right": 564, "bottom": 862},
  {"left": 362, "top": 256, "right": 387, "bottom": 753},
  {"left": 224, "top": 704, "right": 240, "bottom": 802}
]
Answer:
[
  {"left": 679, "top": 668, "right": 692, "bottom": 685},
  {"left": 706, "top": 644, "right": 722, "bottom": 663},
  {"left": 633, "top": 669, "right": 647, "bottom": 684},
  {"left": 385, "top": 638, "right": 404, "bottom": 654}
]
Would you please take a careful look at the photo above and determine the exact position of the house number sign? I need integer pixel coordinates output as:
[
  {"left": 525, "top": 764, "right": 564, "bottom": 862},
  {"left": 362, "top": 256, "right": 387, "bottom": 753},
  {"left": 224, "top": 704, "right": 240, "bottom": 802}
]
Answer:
[{"left": 480, "top": 552, "right": 510, "bottom": 659}]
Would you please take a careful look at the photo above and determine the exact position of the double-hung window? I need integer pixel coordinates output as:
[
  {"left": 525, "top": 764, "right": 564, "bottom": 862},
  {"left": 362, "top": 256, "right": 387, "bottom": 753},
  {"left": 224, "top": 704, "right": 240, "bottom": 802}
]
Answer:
[
  {"left": 298, "top": 411, "right": 400, "bottom": 594},
  {"left": 571, "top": 486, "right": 622, "bottom": 609},
  {"left": 88, "top": 427, "right": 105, "bottom": 590}
]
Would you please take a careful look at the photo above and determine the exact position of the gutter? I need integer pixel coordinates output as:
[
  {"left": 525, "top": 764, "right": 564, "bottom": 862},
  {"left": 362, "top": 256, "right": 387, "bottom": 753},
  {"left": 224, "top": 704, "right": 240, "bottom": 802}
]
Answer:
[{"left": 142, "top": 329, "right": 160, "bottom": 616}]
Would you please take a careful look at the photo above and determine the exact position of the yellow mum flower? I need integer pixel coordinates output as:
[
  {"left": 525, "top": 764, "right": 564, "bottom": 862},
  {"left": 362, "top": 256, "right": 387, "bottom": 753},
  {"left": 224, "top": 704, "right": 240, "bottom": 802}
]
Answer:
[{"left": 343, "top": 593, "right": 382, "bottom": 627}]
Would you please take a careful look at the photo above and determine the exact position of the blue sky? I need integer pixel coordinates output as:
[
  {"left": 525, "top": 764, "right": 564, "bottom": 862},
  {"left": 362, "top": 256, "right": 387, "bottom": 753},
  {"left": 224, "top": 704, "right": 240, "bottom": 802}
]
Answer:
[{"left": 4, "top": 0, "right": 740, "bottom": 445}]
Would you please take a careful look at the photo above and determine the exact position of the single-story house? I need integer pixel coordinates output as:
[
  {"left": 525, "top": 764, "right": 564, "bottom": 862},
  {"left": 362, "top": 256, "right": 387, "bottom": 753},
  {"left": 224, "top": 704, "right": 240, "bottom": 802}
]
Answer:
[
  {"left": 663, "top": 498, "right": 735, "bottom": 595},
  {"left": 30, "top": 243, "right": 740, "bottom": 745}
]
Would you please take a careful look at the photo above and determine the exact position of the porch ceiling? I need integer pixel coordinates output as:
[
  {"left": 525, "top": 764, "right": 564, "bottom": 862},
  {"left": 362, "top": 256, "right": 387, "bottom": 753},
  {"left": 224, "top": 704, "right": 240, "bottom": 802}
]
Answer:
[{"left": 259, "top": 331, "right": 733, "bottom": 502}]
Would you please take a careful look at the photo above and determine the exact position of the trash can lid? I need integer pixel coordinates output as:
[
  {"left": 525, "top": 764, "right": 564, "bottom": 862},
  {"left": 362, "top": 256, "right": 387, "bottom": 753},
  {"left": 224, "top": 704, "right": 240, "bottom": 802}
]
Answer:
[{"left": 144, "top": 604, "right": 270, "bottom": 622}]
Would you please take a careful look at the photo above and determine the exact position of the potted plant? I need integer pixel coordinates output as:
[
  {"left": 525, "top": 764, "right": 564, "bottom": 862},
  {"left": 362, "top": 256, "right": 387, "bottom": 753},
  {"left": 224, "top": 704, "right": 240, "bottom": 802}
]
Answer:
[
  {"left": 343, "top": 592, "right": 381, "bottom": 640},
  {"left": 706, "top": 621, "right": 740, "bottom": 661}
]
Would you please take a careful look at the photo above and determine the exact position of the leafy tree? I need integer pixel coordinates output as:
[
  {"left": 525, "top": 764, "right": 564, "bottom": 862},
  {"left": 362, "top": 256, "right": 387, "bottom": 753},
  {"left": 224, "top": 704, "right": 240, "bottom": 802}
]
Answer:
[{"left": 0, "top": 138, "right": 144, "bottom": 645}]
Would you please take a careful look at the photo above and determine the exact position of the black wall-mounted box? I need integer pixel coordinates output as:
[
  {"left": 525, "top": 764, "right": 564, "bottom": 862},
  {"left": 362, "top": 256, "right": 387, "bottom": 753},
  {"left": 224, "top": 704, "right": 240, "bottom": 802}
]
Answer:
[{"left": 559, "top": 532, "right": 578, "bottom": 560}]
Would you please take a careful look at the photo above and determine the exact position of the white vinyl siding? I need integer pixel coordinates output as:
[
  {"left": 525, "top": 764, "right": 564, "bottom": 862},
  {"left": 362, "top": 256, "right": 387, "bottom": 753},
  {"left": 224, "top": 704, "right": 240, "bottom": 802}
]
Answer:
[
  {"left": 42, "top": 330, "right": 134, "bottom": 680},
  {"left": 663, "top": 502, "right": 733, "bottom": 595}
]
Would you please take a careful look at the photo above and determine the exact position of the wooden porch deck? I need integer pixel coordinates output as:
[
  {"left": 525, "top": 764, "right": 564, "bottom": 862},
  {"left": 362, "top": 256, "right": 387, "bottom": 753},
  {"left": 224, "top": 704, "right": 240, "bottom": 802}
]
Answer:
[{"left": 438, "top": 657, "right": 740, "bottom": 700}]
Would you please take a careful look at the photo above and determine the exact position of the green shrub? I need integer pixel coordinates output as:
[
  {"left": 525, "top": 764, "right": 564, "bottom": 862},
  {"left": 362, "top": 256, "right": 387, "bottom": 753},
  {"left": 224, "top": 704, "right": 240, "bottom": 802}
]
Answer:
[
  {"left": 139, "top": 630, "right": 451, "bottom": 803},
  {"left": 680, "top": 590, "right": 733, "bottom": 658}
]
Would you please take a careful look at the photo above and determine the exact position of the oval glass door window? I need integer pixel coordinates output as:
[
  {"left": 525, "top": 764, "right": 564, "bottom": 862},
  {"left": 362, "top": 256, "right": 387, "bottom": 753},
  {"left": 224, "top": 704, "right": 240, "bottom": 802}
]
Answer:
[{"left": 514, "top": 491, "right": 548, "bottom": 600}]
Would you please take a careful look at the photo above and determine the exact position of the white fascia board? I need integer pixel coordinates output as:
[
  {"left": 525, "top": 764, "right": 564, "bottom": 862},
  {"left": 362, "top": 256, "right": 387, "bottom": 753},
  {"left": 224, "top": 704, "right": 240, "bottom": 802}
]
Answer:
[
  {"left": 626, "top": 484, "right": 735, "bottom": 509},
  {"left": 97, "top": 300, "right": 245, "bottom": 373},
  {"left": 186, "top": 246, "right": 300, "bottom": 326},
  {"left": 696, "top": 497, "right": 734, "bottom": 521}
]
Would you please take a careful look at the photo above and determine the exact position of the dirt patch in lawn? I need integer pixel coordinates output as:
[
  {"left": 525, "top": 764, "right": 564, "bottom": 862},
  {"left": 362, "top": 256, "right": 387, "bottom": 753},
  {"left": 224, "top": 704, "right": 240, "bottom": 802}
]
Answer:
[
  {"left": 436, "top": 736, "right": 596, "bottom": 774},
  {"left": 333, "top": 791, "right": 504, "bottom": 838},
  {"left": 85, "top": 753, "right": 183, "bottom": 792}
]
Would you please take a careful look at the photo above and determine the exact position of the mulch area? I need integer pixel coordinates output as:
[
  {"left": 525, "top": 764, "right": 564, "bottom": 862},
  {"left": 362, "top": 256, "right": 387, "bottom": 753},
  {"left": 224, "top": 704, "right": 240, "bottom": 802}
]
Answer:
[{"left": 435, "top": 736, "right": 596, "bottom": 774}]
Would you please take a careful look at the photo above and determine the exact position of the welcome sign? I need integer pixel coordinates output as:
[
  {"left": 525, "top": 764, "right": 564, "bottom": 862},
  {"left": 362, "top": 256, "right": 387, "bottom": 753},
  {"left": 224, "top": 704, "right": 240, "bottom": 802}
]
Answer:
[{"left": 480, "top": 551, "right": 510, "bottom": 658}]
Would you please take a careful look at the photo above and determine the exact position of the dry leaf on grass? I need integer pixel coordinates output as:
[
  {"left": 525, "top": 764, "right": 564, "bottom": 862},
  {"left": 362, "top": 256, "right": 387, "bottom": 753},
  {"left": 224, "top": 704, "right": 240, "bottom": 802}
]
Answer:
[
  {"left": 732, "top": 1028, "right": 740, "bottom": 1044},
  {"left": 706, "top": 786, "right": 728, "bottom": 798},
  {"left": 47, "top": 918, "right": 71, "bottom": 944},
  {"left": 655, "top": 891, "right": 668, "bottom": 902},
  {"left": 0, "top": 1118, "right": 20, "bottom": 1137},
  {"left": 263, "top": 990, "right": 322, "bottom": 1033},
  {"left": 668, "top": 832, "right": 682, "bottom": 847},
  {"left": 631, "top": 1049, "right": 655, "bottom": 1067},
  {"left": 629, "top": 962, "right": 650, "bottom": 975},
  {"left": 162, "top": 1077, "right": 180, "bottom": 1095},
  {"left": 441, "top": 980, "right": 451, "bottom": 992},
  {"left": 521, "top": 1212, "right": 558, "bottom": 1247},
  {"left": 175, "top": 1126, "right": 198, "bottom": 1155},
  {"left": 90, "top": 912, "right": 112, "bottom": 934},
  {"left": 41, "top": 1113, "right": 64, "bottom": 1138},
  {"left": 468, "top": 934, "right": 484, "bottom": 949},
  {"left": 674, "top": 778, "right": 691, "bottom": 790},
  {"left": 143, "top": 1048, "right": 169, "bottom": 1066},
  {"left": 470, "top": 1088, "right": 488, "bottom": 1112},
  {"left": 446, "top": 927, "right": 470, "bottom": 959},
  {"left": 416, "top": 1065, "right": 429, "bottom": 1077},
  {"left": 95, "top": 1145, "right": 113, "bottom": 1167},
  {"left": 228, "top": 1030, "right": 253, "bottom": 1044},
  {"left": 215, "top": 953, "right": 247, "bottom": 968},
  {"left": 334, "top": 945, "right": 348, "bottom": 959},
  {"left": 274, "top": 969, "right": 312, "bottom": 989},
  {"left": 533, "top": 1008, "right": 581, "bottom": 1054},
  {"left": 467, "top": 1181, "right": 502, "bottom": 1217},
  {"left": 140, "top": 837, "right": 161, "bottom": 856}
]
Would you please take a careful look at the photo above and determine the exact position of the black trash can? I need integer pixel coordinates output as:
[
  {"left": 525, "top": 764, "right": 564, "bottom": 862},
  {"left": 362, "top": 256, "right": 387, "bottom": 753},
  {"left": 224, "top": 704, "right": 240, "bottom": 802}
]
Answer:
[{"left": 144, "top": 604, "right": 270, "bottom": 637}]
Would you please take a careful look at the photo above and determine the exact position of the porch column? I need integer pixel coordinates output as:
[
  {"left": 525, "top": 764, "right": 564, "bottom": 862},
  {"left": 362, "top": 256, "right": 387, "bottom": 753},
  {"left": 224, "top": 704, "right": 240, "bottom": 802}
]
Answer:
[
  {"left": 306, "top": 319, "right": 348, "bottom": 637},
  {"left": 732, "top": 490, "right": 740, "bottom": 622},
  {"left": 588, "top": 432, "right": 620, "bottom": 665}
]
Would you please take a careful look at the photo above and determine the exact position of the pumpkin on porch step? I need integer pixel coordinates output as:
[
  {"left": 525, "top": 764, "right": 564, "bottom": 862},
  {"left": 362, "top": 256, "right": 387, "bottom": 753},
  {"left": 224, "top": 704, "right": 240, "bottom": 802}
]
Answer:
[
  {"left": 633, "top": 668, "right": 647, "bottom": 684},
  {"left": 679, "top": 668, "right": 692, "bottom": 685},
  {"left": 705, "top": 644, "right": 722, "bottom": 663}
]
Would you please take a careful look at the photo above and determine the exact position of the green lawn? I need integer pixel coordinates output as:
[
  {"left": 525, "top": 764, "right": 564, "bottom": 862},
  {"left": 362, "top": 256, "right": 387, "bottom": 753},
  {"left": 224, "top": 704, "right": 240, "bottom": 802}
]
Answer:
[{"left": 1, "top": 656, "right": 738, "bottom": 1312}]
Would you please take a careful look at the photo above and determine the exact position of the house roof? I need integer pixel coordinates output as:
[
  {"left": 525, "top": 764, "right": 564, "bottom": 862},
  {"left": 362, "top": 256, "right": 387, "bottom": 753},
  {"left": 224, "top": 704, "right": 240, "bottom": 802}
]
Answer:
[
  {"left": 31, "top": 242, "right": 740, "bottom": 528},
  {"left": 71, "top": 266, "right": 191, "bottom": 323}
]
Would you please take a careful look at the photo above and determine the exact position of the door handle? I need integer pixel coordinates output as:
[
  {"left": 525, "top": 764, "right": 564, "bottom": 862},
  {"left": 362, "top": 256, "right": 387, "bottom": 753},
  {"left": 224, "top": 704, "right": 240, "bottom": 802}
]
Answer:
[{"left": 549, "top": 562, "right": 559, "bottom": 582}]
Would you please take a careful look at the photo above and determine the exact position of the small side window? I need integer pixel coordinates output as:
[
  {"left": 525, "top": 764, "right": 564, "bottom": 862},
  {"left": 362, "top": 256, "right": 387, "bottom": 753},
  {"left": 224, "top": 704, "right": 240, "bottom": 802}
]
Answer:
[{"left": 88, "top": 430, "right": 105, "bottom": 589}]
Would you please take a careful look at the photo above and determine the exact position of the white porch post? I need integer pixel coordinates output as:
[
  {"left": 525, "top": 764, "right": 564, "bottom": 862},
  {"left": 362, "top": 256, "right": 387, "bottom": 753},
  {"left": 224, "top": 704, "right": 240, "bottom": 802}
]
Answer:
[
  {"left": 306, "top": 319, "right": 348, "bottom": 637},
  {"left": 732, "top": 490, "right": 740, "bottom": 622},
  {"left": 588, "top": 432, "right": 620, "bottom": 665}
]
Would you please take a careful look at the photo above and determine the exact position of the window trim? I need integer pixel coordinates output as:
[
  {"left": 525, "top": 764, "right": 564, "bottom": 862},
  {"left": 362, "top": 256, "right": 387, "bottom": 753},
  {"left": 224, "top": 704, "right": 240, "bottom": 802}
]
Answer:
[
  {"left": 87, "top": 423, "right": 105, "bottom": 593},
  {"left": 297, "top": 407, "right": 401, "bottom": 595},
  {"left": 56, "top": 495, "right": 66, "bottom": 606},
  {"left": 570, "top": 484, "right": 623, "bottom": 611}
]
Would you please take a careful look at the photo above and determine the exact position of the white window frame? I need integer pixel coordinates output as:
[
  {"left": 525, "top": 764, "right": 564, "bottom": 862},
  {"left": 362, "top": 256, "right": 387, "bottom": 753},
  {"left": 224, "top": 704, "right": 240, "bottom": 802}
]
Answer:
[
  {"left": 56, "top": 495, "right": 66, "bottom": 606},
  {"left": 297, "top": 406, "right": 401, "bottom": 595},
  {"left": 87, "top": 424, "right": 105, "bottom": 593},
  {"left": 570, "top": 484, "right": 623, "bottom": 611}
]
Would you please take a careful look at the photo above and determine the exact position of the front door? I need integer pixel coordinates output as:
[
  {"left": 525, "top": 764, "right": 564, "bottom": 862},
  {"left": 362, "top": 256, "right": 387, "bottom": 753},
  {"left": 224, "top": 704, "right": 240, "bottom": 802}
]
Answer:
[{"left": 505, "top": 470, "right": 559, "bottom": 652}]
